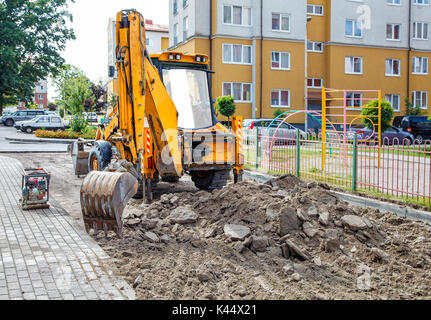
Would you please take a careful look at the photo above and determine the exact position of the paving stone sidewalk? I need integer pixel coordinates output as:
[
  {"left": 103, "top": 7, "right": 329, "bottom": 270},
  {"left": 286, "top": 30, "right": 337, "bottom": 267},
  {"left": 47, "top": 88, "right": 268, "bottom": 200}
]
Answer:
[{"left": 0, "top": 156, "right": 135, "bottom": 300}]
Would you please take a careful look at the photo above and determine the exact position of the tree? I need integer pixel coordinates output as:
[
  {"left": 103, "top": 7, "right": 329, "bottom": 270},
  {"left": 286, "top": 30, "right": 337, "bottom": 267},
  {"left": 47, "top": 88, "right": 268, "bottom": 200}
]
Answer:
[
  {"left": 405, "top": 97, "right": 422, "bottom": 116},
  {"left": 90, "top": 82, "right": 107, "bottom": 112},
  {"left": 361, "top": 99, "right": 394, "bottom": 132},
  {"left": 216, "top": 95, "right": 236, "bottom": 126},
  {"left": 273, "top": 109, "right": 285, "bottom": 119},
  {"left": 48, "top": 103, "right": 57, "bottom": 111},
  {"left": 0, "top": 0, "right": 75, "bottom": 115},
  {"left": 53, "top": 65, "right": 95, "bottom": 115}
]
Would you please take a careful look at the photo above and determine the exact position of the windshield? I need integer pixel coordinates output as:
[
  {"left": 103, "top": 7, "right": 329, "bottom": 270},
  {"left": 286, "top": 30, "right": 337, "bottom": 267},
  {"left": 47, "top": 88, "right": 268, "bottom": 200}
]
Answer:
[{"left": 162, "top": 68, "right": 213, "bottom": 129}]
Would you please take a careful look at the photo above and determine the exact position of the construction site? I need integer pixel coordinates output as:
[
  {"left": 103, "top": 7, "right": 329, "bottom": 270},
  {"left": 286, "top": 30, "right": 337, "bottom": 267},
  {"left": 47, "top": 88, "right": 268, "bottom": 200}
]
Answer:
[
  {"left": 3, "top": 152, "right": 431, "bottom": 300},
  {"left": 2, "top": 3, "right": 431, "bottom": 305}
]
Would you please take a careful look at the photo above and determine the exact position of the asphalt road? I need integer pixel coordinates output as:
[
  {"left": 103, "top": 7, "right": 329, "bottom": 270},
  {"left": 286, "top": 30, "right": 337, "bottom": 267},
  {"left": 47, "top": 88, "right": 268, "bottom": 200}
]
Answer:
[{"left": 0, "top": 124, "right": 68, "bottom": 153}]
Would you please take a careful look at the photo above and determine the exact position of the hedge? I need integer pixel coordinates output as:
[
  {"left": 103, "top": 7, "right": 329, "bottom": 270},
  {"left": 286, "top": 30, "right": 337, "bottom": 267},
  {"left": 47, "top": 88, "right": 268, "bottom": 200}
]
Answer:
[{"left": 35, "top": 130, "right": 96, "bottom": 140}]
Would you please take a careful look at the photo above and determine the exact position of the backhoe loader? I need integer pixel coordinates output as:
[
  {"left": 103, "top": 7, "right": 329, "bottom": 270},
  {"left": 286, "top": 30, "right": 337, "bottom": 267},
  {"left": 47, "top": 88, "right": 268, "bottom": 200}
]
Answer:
[{"left": 80, "top": 9, "right": 244, "bottom": 237}]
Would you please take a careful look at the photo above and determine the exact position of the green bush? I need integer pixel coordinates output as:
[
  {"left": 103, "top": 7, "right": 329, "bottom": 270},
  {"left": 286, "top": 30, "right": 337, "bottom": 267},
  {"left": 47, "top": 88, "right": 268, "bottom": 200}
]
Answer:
[
  {"left": 361, "top": 99, "right": 394, "bottom": 132},
  {"left": 273, "top": 109, "right": 285, "bottom": 119},
  {"left": 216, "top": 95, "right": 236, "bottom": 125},
  {"left": 70, "top": 115, "right": 88, "bottom": 134}
]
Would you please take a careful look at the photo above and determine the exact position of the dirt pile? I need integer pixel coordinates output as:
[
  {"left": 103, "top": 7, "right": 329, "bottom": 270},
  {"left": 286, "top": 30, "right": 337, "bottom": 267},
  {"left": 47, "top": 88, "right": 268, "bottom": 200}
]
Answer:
[{"left": 96, "top": 174, "right": 431, "bottom": 300}]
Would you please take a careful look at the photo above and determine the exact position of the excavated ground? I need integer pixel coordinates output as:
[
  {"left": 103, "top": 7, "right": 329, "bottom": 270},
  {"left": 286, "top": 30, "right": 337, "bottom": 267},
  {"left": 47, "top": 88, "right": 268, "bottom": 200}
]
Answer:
[{"left": 94, "top": 174, "right": 431, "bottom": 300}]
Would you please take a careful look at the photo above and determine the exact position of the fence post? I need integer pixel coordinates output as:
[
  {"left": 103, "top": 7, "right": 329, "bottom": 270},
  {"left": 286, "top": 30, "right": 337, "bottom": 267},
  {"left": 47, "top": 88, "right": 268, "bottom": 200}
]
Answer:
[
  {"left": 352, "top": 133, "right": 358, "bottom": 192},
  {"left": 296, "top": 129, "right": 300, "bottom": 177},
  {"left": 255, "top": 127, "right": 259, "bottom": 170}
]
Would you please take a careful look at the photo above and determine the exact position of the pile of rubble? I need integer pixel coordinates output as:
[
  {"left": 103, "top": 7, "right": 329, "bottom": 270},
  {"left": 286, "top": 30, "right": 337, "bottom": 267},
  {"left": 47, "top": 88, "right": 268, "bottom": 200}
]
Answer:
[{"left": 96, "top": 175, "right": 431, "bottom": 300}]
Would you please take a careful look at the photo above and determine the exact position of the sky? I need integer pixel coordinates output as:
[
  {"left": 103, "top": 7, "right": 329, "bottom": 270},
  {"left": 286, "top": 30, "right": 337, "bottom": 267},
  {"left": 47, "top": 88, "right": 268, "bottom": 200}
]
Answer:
[{"left": 48, "top": 0, "right": 169, "bottom": 100}]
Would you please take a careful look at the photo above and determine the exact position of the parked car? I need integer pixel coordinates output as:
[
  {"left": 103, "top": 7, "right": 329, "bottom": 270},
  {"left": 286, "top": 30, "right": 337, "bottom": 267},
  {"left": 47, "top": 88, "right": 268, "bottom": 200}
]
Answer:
[
  {"left": 83, "top": 112, "right": 98, "bottom": 123},
  {"left": 0, "top": 109, "right": 47, "bottom": 127},
  {"left": 14, "top": 115, "right": 70, "bottom": 133},
  {"left": 243, "top": 119, "right": 307, "bottom": 140},
  {"left": 393, "top": 116, "right": 431, "bottom": 143},
  {"left": 349, "top": 126, "right": 414, "bottom": 145}
]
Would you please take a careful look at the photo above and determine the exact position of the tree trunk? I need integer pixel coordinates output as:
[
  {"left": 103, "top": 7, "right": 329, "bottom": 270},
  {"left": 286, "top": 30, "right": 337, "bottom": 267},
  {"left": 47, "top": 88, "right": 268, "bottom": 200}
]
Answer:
[{"left": 0, "top": 94, "right": 4, "bottom": 116}]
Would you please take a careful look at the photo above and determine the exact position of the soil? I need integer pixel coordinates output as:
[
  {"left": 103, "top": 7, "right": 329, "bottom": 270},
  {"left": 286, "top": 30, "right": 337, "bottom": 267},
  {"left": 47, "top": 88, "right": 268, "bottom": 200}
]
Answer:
[{"left": 94, "top": 174, "right": 431, "bottom": 300}]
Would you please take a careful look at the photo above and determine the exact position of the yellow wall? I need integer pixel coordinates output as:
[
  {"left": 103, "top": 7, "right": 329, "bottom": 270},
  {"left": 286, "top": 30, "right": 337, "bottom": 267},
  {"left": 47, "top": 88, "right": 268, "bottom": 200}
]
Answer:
[
  {"left": 107, "top": 79, "right": 119, "bottom": 97},
  {"left": 161, "top": 37, "right": 169, "bottom": 51}
]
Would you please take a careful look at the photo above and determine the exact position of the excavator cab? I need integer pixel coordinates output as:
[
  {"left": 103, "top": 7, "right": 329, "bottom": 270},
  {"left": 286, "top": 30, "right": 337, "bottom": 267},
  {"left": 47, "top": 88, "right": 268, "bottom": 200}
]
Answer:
[
  {"left": 79, "top": 10, "right": 244, "bottom": 237},
  {"left": 151, "top": 53, "right": 239, "bottom": 189}
]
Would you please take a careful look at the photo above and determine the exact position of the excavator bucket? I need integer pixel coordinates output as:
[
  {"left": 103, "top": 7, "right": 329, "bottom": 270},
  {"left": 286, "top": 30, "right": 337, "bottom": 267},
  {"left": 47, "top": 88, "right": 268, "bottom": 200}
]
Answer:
[{"left": 80, "top": 171, "right": 138, "bottom": 237}]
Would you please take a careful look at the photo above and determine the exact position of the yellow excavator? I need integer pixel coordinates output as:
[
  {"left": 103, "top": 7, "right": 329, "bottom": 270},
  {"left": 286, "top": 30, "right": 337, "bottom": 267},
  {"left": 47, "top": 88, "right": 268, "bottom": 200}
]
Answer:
[{"left": 80, "top": 9, "right": 244, "bottom": 237}]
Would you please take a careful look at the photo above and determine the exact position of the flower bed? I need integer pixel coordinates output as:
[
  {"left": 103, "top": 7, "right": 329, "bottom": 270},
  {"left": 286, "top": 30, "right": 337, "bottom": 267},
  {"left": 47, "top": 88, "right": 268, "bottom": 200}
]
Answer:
[{"left": 35, "top": 129, "right": 96, "bottom": 140}]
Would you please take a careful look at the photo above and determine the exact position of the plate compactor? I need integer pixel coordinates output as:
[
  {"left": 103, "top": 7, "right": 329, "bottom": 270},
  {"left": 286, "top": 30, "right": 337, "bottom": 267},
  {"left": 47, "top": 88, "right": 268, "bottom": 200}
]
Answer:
[{"left": 20, "top": 168, "right": 51, "bottom": 210}]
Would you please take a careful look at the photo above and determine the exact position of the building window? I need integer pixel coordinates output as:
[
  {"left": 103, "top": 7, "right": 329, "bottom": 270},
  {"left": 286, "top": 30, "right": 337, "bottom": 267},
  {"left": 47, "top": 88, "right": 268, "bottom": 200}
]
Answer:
[
  {"left": 271, "top": 90, "right": 290, "bottom": 107},
  {"left": 271, "top": 52, "right": 290, "bottom": 70},
  {"left": 386, "top": 24, "right": 401, "bottom": 40},
  {"left": 307, "top": 41, "right": 323, "bottom": 53},
  {"left": 306, "top": 4, "right": 323, "bottom": 16},
  {"left": 345, "top": 19, "right": 362, "bottom": 37},
  {"left": 173, "top": 23, "right": 178, "bottom": 46},
  {"left": 414, "top": 0, "right": 429, "bottom": 4},
  {"left": 272, "top": 13, "right": 290, "bottom": 32},
  {"left": 146, "top": 38, "right": 153, "bottom": 46},
  {"left": 173, "top": 0, "right": 178, "bottom": 15},
  {"left": 40, "top": 86, "right": 44, "bottom": 90},
  {"left": 412, "top": 57, "right": 428, "bottom": 74},
  {"left": 346, "top": 92, "right": 363, "bottom": 108},
  {"left": 345, "top": 56, "right": 363, "bottom": 74},
  {"left": 307, "top": 78, "right": 323, "bottom": 88},
  {"left": 183, "top": 0, "right": 188, "bottom": 8},
  {"left": 38, "top": 94, "right": 43, "bottom": 99},
  {"left": 386, "top": 94, "right": 401, "bottom": 111},
  {"left": 412, "top": 91, "right": 428, "bottom": 109},
  {"left": 413, "top": 22, "right": 429, "bottom": 40},
  {"left": 222, "top": 44, "right": 252, "bottom": 64},
  {"left": 223, "top": 5, "right": 251, "bottom": 26},
  {"left": 183, "top": 16, "right": 188, "bottom": 41},
  {"left": 223, "top": 82, "right": 252, "bottom": 102},
  {"left": 386, "top": 59, "right": 401, "bottom": 76},
  {"left": 387, "top": 0, "right": 401, "bottom": 5}
]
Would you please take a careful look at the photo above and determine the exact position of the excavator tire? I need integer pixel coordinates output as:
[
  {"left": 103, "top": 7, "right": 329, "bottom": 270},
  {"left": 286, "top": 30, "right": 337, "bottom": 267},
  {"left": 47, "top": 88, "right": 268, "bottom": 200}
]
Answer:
[
  {"left": 88, "top": 142, "right": 112, "bottom": 172},
  {"left": 191, "top": 169, "right": 230, "bottom": 191}
]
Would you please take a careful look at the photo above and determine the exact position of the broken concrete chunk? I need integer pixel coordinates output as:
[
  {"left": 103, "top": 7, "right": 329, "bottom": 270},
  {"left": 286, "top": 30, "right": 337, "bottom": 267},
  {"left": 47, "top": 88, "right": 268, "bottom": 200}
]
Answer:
[
  {"left": 341, "top": 215, "right": 368, "bottom": 231},
  {"left": 296, "top": 208, "right": 309, "bottom": 222},
  {"left": 170, "top": 195, "right": 179, "bottom": 205},
  {"left": 224, "top": 224, "right": 251, "bottom": 241},
  {"left": 160, "top": 234, "right": 170, "bottom": 244},
  {"left": 251, "top": 237, "right": 269, "bottom": 253},
  {"left": 302, "top": 222, "right": 319, "bottom": 238},
  {"left": 278, "top": 206, "right": 301, "bottom": 236},
  {"left": 318, "top": 211, "right": 330, "bottom": 226},
  {"left": 133, "top": 274, "right": 143, "bottom": 288},
  {"left": 371, "top": 247, "right": 389, "bottom": 263},
  {"left": 313, "top": 256, "right": 322, "bottom": 267},
  {"left": 266, "top": 203, "right": 281, "bottom": 221},
  {"left": 285, "top": 239, "right": 311, "bottom": 261},
  {"left": 307, "top": 206, "right": 319, "bottom": 218},
  {"left": 141, "top": 231, "right": 159, "bottom": 243},
  {"left": 197, "top": 272, "right": 212, "bottom": 282},
  {"left": 169, "top": 206, "right": 198, "bottom": 224},
  {"left": 125, "top": 218, "right": 141, "bottom": 226}
]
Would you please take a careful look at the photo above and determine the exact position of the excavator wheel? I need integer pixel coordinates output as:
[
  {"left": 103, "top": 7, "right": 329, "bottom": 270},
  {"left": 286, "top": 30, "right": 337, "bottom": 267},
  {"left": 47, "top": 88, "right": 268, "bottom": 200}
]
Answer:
[
  {"left": 191, "top": 170, "right": 230, "bottom": 191},
  {"left": 80, "top": 171, "right": 138, "bottom": 237},
  {"left": 88, "top": 142, "right": 112, "bottom": 172}
]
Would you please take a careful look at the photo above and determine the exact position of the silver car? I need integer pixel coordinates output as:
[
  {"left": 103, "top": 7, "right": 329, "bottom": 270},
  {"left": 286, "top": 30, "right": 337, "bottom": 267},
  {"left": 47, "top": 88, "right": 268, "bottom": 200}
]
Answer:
[{"left": 15, "top": 115, "right": 70, "bottom": 133}]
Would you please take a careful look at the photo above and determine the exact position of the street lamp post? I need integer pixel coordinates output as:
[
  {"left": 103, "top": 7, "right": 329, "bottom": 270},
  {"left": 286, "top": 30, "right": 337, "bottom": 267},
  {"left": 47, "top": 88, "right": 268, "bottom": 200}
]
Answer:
[{"left": 305, "top": 16, "right": 312, "bottom": 133}]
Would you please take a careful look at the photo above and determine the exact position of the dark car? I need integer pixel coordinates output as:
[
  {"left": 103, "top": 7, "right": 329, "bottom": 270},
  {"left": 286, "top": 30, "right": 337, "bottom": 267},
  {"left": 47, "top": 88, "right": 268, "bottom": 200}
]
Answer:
[
  {"left": 351, "top": 126, "right": 414, "bottom": 145},
  {"left": 393, "top": 116, "right": 431, "bottom": 143},
  {"left": 0, "top": 109, "right": 47, "bottom": 127}
]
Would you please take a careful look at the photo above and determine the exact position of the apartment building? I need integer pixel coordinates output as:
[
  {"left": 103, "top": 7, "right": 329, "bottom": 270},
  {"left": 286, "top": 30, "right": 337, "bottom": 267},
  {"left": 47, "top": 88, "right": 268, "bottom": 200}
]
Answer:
[
  {"left": 169, "top": 0, "right": 431, "bottom": 126},
  {"left": 34, "top": 80, "right": 48, "bottom": 109},
  {"left": 106, "top": 17, "right": 169, "bottom": 99}
]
